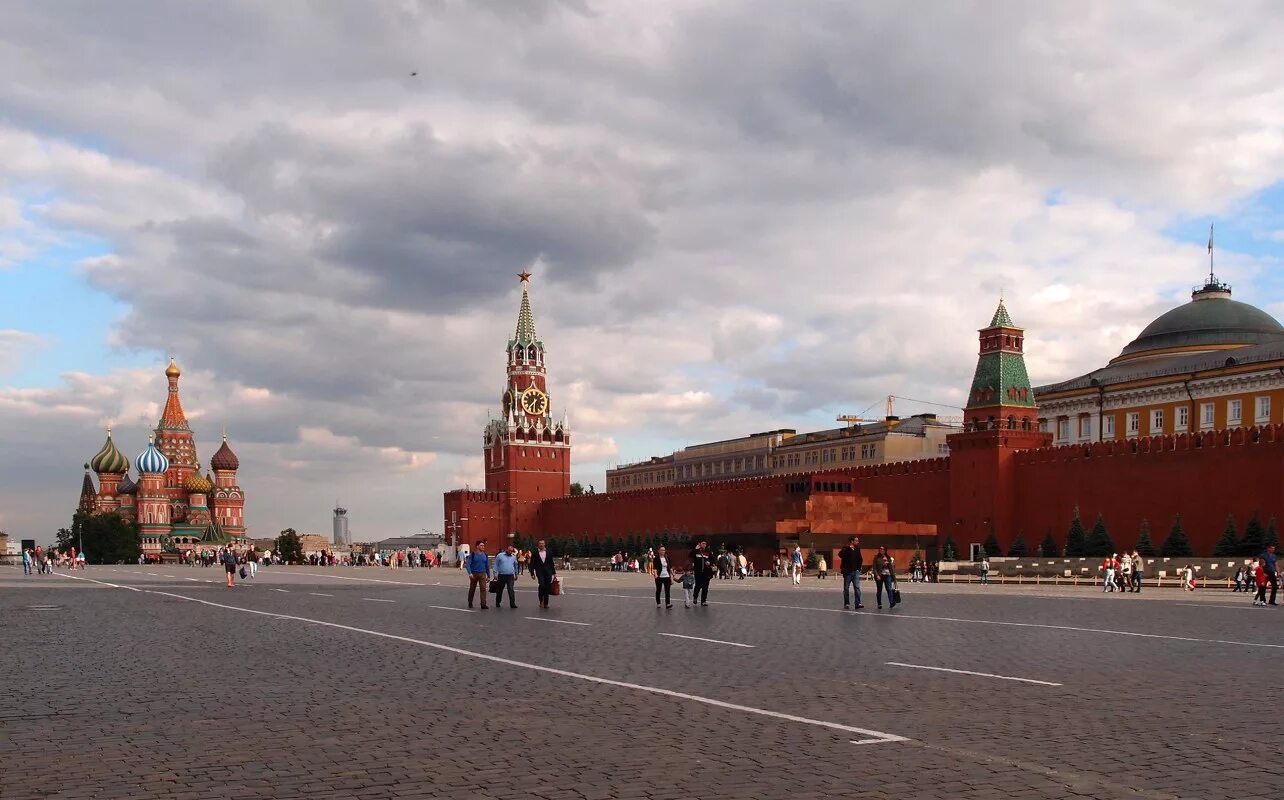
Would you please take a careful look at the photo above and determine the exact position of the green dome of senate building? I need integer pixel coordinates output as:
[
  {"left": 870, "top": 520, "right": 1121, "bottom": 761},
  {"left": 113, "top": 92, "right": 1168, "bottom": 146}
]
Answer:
[{"left": 1113, "top": 280, "right": 1284, "bottom": 363}]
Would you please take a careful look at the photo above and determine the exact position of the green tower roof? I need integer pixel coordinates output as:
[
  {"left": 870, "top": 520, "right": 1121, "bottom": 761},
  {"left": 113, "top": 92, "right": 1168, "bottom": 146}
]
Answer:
[{"left": 990, "top": 299, "right": 1015, "bottom": 328}]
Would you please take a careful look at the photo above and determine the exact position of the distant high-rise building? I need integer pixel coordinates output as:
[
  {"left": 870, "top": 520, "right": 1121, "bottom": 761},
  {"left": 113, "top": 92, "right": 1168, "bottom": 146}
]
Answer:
[{"left": 333, "top": 504, "right": 350, "bottom": 546}]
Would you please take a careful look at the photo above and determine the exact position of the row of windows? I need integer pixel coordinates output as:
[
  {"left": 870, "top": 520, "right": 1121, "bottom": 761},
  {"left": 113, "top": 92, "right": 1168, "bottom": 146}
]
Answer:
[
  {"left": 1052, "top": 396, "right": 1272, "bottom": 441},
  {"left": 609, "top": 440, "right": 892, "bottom": 490},
  {"left": 773, "top": 444, "right": 876, "bottom": 469}
]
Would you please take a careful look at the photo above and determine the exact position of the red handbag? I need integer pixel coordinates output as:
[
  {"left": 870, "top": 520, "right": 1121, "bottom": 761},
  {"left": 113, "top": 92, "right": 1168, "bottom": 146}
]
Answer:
[{"left": 550, "top": 576, "right": 562, "bottom": 596}]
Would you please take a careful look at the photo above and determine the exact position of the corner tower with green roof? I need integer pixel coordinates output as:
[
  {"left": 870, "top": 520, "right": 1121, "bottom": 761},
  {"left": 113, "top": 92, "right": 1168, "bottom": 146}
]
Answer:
[{"left": 964, "top": 299, "right": 1038, "bottom": 431}]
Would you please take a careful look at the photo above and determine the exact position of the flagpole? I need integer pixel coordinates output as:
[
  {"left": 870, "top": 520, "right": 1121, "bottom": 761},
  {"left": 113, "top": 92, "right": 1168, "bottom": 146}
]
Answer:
[{"left": 1208, "top": 223, "right": 1215, "bottom": 284}]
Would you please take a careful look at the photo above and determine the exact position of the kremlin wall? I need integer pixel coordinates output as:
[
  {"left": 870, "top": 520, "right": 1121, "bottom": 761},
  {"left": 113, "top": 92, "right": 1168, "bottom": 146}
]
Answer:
[{"left": 445, "top": 270, "right": 1284, "bottom": 562}]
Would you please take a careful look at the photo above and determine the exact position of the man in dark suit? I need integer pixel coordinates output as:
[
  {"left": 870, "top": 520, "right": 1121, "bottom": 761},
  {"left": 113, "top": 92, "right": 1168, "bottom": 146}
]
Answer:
[{"left": 529, "top": 538, "right": 558, "bottom": 609}]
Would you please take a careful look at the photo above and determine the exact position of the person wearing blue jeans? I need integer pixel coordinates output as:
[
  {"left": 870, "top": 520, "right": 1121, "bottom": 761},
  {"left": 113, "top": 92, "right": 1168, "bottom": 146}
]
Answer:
[
  {"left": 872, "top": 546, "right": 898, "bottom": 609},
  {"left": 837, "top": 536, "right": 864, "bottom": 610}
]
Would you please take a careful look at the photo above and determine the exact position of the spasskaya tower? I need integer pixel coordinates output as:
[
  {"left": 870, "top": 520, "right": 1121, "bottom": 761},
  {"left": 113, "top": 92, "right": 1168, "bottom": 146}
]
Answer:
[{"left": 482, "top": 271, "right": 571, "bottom": 539}]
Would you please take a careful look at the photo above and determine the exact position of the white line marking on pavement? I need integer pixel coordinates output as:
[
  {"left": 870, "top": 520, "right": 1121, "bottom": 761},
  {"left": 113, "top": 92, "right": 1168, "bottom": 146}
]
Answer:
[
  {"left": 139, "top": 589, "right": 906, "bottom": 746},
  {"left": 658, "top": 632, "right": 754, "bottom": 648},
  {"left": 704, "top": 599, "right": 1284, "bottom": 651},
  {"left": 1175, "top": 603, "right": 1259, "bottom": 611},
  {"left": 427, "top": 605, "right": 474, "bottom": 613},
  {"left": 309, "top": 593, "right": 335, "bottom": 597},
  {"left": 363, "top": 598, "right": 395, "bottom": 603},
  {"left": 145, "top": 572, "right": 158, "bottom": 576},
  {"left": 52, "top": 573, "right": 141, "bottom": 592},
  {"left": 184, "top": 577, "right": 201, "bottom": 582},
  {"left": 295, "top": 571, "right": 426, "bottom": 587},
  {"left": 591, "top": 577, "right": 620, "bottom": 582},
  {"left": 272, "top": 588, "right": 290, "bottom": 593},
  {"left": 525, "top": 617, "right": 591, "bottom": 626},
  {"left": 886, "top": 662, "right": 1062, "bottom": 686}
]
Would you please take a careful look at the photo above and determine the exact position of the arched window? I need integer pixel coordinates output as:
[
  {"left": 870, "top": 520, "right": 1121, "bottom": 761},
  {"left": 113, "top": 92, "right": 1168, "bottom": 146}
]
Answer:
[{"left": 528, "top": 345, "right": 537, "bottom": 361}]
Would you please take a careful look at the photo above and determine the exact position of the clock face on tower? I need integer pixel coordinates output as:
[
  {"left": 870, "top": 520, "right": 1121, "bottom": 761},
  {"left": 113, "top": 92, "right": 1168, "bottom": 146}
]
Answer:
[{"left": 520, "top": 388, "right": 548, "bottom": 416}]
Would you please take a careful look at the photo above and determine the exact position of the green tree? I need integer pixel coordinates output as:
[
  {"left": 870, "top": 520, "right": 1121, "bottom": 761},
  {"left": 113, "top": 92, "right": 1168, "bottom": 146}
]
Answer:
[
  {"left": 275, "top": 528, "right": 304, "bottom": 564},
  {"left": 1212, "top": 514, "right": 1240, "bottom": 556},
  {"left": 982, "top": 531, "right": 1001, "bottom": 557},
  {"left": 1007, "top": 532, "right": 1028, "bottom": 557},
  {"left": 1266, "top": 517, "right": 1280, "bottom": 549},
  {"left": 569, "top": 482, "right": 584, "bottom": 496},
  {"left": 1240, "top": 512, "right": 1266, "bottom": 556},
  {"left": 1064, "top": 507, "right": 1088, "bottom": 557},
  {"left": 1084, "top": 513, "right": 1115, "bottom": 557},
  {"left": 1038, "top": 531, "right": 1059, "bottom": 557},
  {"left": 1160, "top": 514, "right": 1194, "bottom": 557},
  {"left": 941, "top": 535, "right": 958, "bottom": 561},
  {"left": 61, "top": 510, "right": 141, "bottom": 564},
  {"left": 1134, "top": 519, "right": 1157, "bottom": 556}
]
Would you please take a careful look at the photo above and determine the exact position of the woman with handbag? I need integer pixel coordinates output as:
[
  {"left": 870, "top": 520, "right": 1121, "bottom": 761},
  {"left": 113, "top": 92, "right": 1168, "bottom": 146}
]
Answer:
[{"left": 653, "top": 546, "right": 673, "bottom": 609}]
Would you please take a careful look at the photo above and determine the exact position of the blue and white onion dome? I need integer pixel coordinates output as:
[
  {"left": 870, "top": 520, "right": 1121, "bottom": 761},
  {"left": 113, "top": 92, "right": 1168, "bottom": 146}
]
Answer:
[{"left": 135, "top": 434, "right": 170, "bottom": 475}]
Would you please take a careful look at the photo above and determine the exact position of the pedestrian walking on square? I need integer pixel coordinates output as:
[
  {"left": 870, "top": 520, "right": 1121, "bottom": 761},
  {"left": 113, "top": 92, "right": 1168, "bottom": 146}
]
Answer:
[
  {"left": 839, "top": 537, "right": 864, "bottom": 609},
  {"left": 492, "top": 544, "right": 519, "bottom": 609},
  {"left": 22, "top": 548, "right": 33, "bottom": 575},
  {"left": 1102, "top": 556, "right": 1115, "bottom": 592},
  {"left": 247, "top": 545, "right": 259, "bottom": 579},
  {"left": 466, "top": 541, "right": 491, "bottom": 609},
  {"left": 1262, "top": 544, "right": 1279, "bottom": 605},
  {"left": 691, "top": 541, "right": 713, "bottom": 606},
  {"left": 529, "top": 539, "right": 557, "bottom": 609},
  {"left": 1252, "top": 559, "right": 1269, "bottom": 606},
  {"left": 679, "top": 565, "right": 696, "bottom": 608},
  {"left": 873, "top": 546, "right": 897, "bottom": 610},
  {"left": 816, "top": 554, "right": 828, "bottom": 579},
  {"left": 979, "top": 555, "right": 990, "bottom": 585},
  {"left": 737, "top": 551, "right": 748, "bottom": 579},
  {"left": 220, "top": 546, "right": 237, "bottom": 588},
  {"left": 790, "top": 545, "right": 803, "bottom": 585},
  {"left": 654, "top": 546, "right": 673, "bottom": 609},
  {"left": 1130, "top": 551, "right": 1143, "bottom": 592}
]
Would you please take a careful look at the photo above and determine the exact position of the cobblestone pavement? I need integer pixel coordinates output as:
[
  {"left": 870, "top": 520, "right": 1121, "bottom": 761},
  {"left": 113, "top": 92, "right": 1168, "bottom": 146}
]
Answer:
[{"left": 2, "top": 565, "right": 1281, "bottom": 799}]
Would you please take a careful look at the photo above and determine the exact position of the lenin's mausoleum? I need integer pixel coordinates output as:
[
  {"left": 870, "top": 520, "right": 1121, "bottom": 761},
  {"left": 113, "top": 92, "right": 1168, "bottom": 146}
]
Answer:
[{"left": 445, "top": 268, "right": 1284, "bottom": 562}]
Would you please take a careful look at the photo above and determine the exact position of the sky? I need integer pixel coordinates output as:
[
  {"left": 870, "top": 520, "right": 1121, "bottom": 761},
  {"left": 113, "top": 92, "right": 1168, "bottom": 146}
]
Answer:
[{"left": 4, "top": 1, "right": 1284, "bottom": 543}]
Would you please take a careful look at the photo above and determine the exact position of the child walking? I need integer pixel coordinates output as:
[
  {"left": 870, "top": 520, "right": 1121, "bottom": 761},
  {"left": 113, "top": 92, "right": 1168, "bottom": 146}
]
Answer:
[{"left": 680, "top": 566, "right": 697, "bottom": 608}]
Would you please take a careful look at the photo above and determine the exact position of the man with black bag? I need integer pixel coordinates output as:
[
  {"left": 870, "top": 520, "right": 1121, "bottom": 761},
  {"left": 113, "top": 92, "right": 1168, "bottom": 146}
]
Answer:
[
  {"left": 838, "top": 536, "right": 865, "bottom": 610},
  {"left": 529, "top": 539, "right": 557, "bottom": 609}
]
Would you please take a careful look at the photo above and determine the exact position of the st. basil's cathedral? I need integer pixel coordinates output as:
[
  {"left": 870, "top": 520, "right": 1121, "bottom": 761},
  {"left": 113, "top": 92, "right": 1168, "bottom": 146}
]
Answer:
[{"left": 77, "top": 358, "right": 247, "bottom": 553}]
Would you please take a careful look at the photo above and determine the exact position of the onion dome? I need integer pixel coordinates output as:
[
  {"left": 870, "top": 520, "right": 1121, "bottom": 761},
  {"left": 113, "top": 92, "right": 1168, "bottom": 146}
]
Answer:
[
  {"left": 90, "top": 426, "right": 130, "bottom": 474},
  {"left": 165, "top": 357, "right": 181, "bottom": 378},
  {"left": 117, "top": 473, "right": 138, "bottom": 495},
  {"left": 210, "top": 432, "right": 240, "bottom": 471},
  {"left": 135, "top": 435, "right": 170, "bottom": 475},
  {"left": 184, "top": 466, "right": 213, "bottom": 494}
]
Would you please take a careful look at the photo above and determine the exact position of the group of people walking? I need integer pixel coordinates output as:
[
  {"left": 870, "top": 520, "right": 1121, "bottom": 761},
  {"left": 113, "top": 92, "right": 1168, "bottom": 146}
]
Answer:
[
  {"left": 21, "top": 546, "right": 83, "bottom": 574},
  {"left": 1232, "top": 545, "right": 1280, "bottom": 606},
  {"left": 1099, "top": 551, "right": 1146, "bottom": 592},
  {"left": 464, "top": 539, "right": 560, "bottom": 609}
]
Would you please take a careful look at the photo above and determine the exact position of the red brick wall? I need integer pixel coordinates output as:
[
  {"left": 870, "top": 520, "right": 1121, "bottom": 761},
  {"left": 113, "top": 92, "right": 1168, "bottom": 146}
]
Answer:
[{"left": 1013, "top": 425, "right": 1284, "bottom": 556}]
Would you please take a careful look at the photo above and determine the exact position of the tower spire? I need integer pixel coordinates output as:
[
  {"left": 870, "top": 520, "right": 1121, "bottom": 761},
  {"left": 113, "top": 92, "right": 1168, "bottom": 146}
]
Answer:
[
  {"left": 515, "top": 271, "right": 538, "bottom": 344},
  {"left": 159, "top": 358, "right": 190, "bottom": 430}
]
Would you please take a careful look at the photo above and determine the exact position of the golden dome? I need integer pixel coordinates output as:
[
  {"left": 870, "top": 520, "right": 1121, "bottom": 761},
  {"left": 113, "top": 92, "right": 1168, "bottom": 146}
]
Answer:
[
  {"left": 165, "top": 357, "right": 181, "bottom": 379},
  {"left": 184, "top": 464, "right": 213, "bottom": 494}
]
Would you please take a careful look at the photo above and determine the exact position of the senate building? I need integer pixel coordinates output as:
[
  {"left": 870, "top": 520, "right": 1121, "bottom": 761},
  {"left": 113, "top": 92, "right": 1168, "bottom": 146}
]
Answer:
[{"left": 443, "top": 262, "right": 1284, "bottom": 562}]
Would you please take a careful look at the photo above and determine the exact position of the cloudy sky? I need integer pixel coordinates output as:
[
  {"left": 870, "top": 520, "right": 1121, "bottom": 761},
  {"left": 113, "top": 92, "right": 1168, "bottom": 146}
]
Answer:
[{"left": 4, "top": 1, "right": 1284, "bottom": 543}]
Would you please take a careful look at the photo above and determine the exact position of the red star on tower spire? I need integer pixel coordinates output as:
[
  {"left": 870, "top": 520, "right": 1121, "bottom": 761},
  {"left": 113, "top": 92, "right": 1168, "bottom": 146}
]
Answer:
[{"left": 518, "top": 270, "right": 532, "bottom": 282}]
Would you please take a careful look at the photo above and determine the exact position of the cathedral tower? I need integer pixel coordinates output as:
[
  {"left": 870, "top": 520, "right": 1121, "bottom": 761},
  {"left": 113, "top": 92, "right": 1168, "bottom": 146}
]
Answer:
[
  {"left": 90, "top": 427, "right": 130, "bottom": 513},
  {"left": 483, "top": 272, "right": 571, "bottom": 540},
  {"left": 946, "top": 299, "right": 1051, "bottom": 553},
  {"left": 155, "top": 358, "right": 199, "bottom": 521},
  {"left": 135, "top": 436, "right": 172, "bottom": 552},
  {"left": 209, "top": 433, "right": 246, "bottom": 540}
]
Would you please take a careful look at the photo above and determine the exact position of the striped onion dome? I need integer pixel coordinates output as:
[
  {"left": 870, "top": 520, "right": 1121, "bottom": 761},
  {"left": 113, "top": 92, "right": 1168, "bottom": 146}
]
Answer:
[
  {"left": 135, "top": 435, "right": 170, "bottom": 475},
  {"left": 184, "top": 466, "right": 213, "bottom": 494},
  {"left": 90, "top": 427, "right": 130, "bottom": 474}
]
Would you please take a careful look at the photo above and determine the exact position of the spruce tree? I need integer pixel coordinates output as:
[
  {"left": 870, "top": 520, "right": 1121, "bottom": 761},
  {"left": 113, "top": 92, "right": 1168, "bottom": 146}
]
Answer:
[
  {"left": 1064, "top": 507, "right": 1088, "bottom": 557},
  {"left": 1240, "top": 512, "right": 1266, "bottom": 556},
  {"left": 1084, "top": 513, "right": 1115, "bottom": 557},
  {"left": 1266, "top": 517, "right": 1280, "bottom": 549},
  {"left": 983, "top": 532, "right": 1001, "bottom": 557},
  {"left": 942, "top": 535, "right": 958, "bottom": 561},
  {"left": 1134, "top": 519, "right": 1157, "bottom": 556},
  {"left": 1007, "top": 532, "right": 1029, "bottom": 557},
  {"left": 1039, "top": 531, "right": 1059, "bottom": 557},
  {"left": 1160, "top": 514, "right": 1195, "bottom": 557},
  {"left": 1212, "top": 514, "right": 1240, "bottom": 556}
]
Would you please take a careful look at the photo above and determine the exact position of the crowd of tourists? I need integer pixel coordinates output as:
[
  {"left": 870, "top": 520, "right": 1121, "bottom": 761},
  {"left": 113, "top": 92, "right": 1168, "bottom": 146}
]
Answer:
[
  {"left": 20, "top": 546, "right": 85, "bottom": 574},
  {"left": 1230, "top": 545, "right": 1280, "bottom": 606}
]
